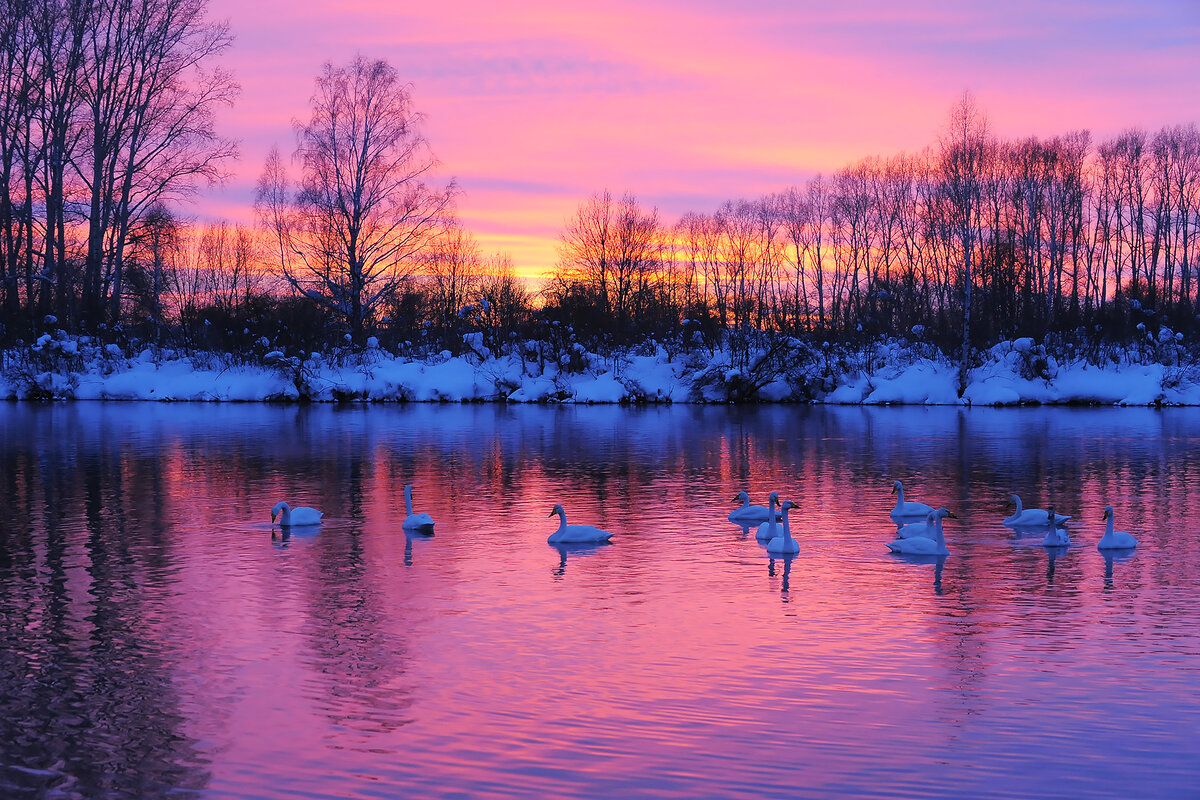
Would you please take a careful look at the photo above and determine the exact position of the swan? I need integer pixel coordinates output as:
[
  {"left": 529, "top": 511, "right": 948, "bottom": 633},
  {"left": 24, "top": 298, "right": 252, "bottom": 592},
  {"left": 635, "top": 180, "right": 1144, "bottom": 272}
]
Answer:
[
  {"left": 402, "top": 484, "right": 435, "bottom": 531},
  {"left": 1040, "top": 507, "right": 1070, "bottom": 546},
  {"left": 766, "top": 500, "right": 800, "bottom": 554},
  {"left": 729, "top": 490, "right": 781, "bottom": 524},
  {"left": 547, "top": 504, "right": 613, "bottom": 544},
  {"left": 887, "top": 507, "right": 954, "bottom": 555},
  {"left": 754, "top": 492, "right": 782, "bottom": 540},
  {"left": 270, "top": 501, "right": 323, "bottom": 527},
  {"left": 896, "top": 509, "right": 944, "bottom": 539},
  {"left": 890, "top": 480, "right": 935, "bottom": 521},
  {"left": 1005, "top": 494, "right": 1071, "bottom": 527},
  {"left": 1098, "top": 505, "right": 1138, "bottom": 550}
]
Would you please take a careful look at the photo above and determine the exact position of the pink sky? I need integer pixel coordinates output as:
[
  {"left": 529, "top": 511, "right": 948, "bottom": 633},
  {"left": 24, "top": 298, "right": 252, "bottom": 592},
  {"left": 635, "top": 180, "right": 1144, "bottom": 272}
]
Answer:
[{"left": 203, "top": 0, "right": 1200, "bottom": 278}]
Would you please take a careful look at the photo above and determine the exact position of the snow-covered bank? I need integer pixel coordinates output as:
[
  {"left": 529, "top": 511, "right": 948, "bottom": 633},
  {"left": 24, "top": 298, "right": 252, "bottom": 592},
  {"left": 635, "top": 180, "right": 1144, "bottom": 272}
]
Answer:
[{"left": 4, "top": 333, "right": 1200, "bottom": 405}]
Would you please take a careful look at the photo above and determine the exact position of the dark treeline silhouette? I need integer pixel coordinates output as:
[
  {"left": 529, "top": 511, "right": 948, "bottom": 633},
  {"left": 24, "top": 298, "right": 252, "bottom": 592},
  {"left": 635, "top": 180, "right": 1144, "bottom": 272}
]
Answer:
[
  {"left": 548, "top": 94, "right": 1200, "bottom": 391},
  {"left": 0, "top": 0, "right": 237, "bottom": 341}
]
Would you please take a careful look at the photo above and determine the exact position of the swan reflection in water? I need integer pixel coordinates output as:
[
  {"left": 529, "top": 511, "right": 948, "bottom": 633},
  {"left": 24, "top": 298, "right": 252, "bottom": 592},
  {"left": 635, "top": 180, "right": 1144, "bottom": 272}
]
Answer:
[
  {"left": 767, "top": 554, "right": 794, "bottom": 596},
  {"left": 1103, "top": 549, "right": 1137, "bottom": 591},
  {"left": 892, "top": 553, "right": 947, "bottom": 596},
  {"left": 550, "top": 542, "right": 610, "bottom": 578},
  {"left": 1045, "top": 544, "right": 1070, "bottom": 585},
  {"left": 404, "top": 527, "right": 434, "bottom": 566},
  {"left": 271, "top": 524, "right": 324, "bottom": 547}
]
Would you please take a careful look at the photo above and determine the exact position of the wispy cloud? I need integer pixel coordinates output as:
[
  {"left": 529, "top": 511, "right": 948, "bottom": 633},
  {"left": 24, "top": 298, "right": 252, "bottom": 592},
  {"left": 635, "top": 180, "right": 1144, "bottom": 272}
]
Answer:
[{"left": 203, "top": 0, "right": 1200, "bottom": 276}]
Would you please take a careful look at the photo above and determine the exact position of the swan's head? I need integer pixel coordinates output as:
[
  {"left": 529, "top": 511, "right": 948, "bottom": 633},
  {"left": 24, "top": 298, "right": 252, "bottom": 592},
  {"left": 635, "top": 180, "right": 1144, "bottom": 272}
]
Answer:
[
  {"left": 731, "top": 491, "right": 749, "bottom": 504},
  {"left": 1102, "top": 505, "right": 1114, "bottom": 520},
  {"left": 1009, "top": 493, "right": 1021, "bottom": 505},
  {"left": 768, "top": 491, "right": 779, "bottom": 504},
  {"left": 780, "top": 500, "right": 798, "bottom": 512},
  {"left": 548, "top": 504, "right": 565, "bottom": 518},
  {"left": 270, "top": 501, "right": 288, "bottom": 523},
  {"left": 934, "top": 507, "right": 957, "bottom": 520},
  {"left": 891, "top": 481, "right": 902, "bottom": 495}
]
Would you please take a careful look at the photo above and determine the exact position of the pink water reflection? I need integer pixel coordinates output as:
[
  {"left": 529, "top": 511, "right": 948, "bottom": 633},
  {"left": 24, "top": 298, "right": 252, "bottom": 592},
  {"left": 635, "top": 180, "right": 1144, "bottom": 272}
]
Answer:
[{"left": 1, "top": 404, "right": 1198, "bottom": 798}]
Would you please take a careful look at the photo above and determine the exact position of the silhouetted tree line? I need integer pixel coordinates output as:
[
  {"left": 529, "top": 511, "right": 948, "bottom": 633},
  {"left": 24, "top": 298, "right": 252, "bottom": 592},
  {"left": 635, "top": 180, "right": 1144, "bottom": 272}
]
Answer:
[
  {"left": 548, "top": 95, "right": 1200, "bottom": 390},
  {"left": 0, "top": 0, "right": 237, "bottom": 342}
]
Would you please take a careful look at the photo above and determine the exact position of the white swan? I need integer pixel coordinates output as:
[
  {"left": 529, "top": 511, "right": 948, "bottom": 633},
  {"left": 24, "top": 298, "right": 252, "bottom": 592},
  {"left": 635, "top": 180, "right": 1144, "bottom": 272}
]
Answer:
[
  {"left": 402, "top": 484, "right": 435, "bottom": 531},
  {"left": 270, "top": 501, "right": 323, "bottom": 527},
  {"left": 766, "top": 500, "right": 800, "bottom": 554},
  {"left": 887, "top": 507, "right": 953, "bottom": 555},
  {"left": 754, "top": 492, "right": 782, "bottom": 540},
  {"left": 547, "top": 504, "right": 613, "bottom": 544},
  {"left": 890, "top": 480, "right": 935, "bottom": 521},
  {"left": 896, "top": 509, "right": 943, "bottom": 539},
  {"left": 1040, "top": 508, "right": 1070, "bottom": 546},
  {"left": 729, "top": 490, "right": 780, "bottom": 524},
  {"left": 1005, "top": 494, "right": 1071, "bottom": 527},
  {"left": 1098, "top": 505, "right": 1138, "bottom": 550}
]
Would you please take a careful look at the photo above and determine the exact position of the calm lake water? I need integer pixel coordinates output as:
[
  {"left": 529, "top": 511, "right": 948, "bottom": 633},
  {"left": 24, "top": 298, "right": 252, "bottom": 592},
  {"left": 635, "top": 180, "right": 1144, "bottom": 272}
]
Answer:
[{"left": 2, "top": 402, "right": 1199, "bottom": 799}]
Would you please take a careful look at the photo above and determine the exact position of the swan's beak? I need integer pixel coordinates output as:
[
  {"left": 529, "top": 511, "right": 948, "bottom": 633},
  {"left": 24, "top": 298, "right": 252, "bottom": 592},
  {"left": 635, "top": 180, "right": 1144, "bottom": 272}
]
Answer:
[
  {"left": 271, "top": 512, "right": 278, "bottom": 523},
  {"left": 547, "top": 510, "right": 555, "bottom": 518},
  {"left": 946, "top": 512, "right": 958, "bottom": 519},
  {"left": 890, "top": 485, "right": 897, "bottom": 495}
]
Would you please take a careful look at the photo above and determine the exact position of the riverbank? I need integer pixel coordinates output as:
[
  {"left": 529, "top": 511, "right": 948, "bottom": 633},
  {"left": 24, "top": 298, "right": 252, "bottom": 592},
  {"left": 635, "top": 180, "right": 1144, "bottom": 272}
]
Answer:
[{"left": 4, "top": 335, "right": 1199, "bottom": 405}]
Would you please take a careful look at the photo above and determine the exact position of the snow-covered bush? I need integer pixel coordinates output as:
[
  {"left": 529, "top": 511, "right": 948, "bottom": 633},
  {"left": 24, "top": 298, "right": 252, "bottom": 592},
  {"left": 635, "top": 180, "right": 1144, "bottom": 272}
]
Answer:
[{"left": 988, "top": 338, "right": 1058, "bottom": 382}]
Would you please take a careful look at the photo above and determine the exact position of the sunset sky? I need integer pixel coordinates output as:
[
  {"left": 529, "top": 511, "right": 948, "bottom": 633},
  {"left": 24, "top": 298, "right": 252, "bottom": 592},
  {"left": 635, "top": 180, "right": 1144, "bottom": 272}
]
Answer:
[{"left": 203, "top": 0, "right": 1200, "bottom": 279}]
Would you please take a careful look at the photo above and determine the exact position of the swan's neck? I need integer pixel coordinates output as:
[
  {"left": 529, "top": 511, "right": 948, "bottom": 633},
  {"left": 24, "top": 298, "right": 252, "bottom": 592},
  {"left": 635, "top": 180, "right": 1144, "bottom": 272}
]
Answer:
[
  {"left": 740, "top": 495, "right": 750, "bottom": 509},
  {"left": 1105, "top": 514, "right": 1115, "bottom": 539},
  {"left": 404, "top": 487, "right": 414, "bottom": 516},
  {"left": 555, "top": 508, "right": 567, "bottom": 532},
  {"left": 1014, "top": 496, "right": 1024, "bottom": 514},
  {"left": 895, "top": 485, "right": 905, "bottom": 507},
  {"left": 279, "top": 504, "right": 291, "bottom": 524},
  {"left": 782, "top": 507, "right": 794, "bottom": 544}
]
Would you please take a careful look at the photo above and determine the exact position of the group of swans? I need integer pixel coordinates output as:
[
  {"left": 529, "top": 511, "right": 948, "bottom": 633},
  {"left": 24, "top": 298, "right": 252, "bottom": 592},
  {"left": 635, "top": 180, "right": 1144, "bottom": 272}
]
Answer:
[
  {"left": 270, "top": 479, "right": 1140, "bottom": 557},
  {"left": 1004, "top": 494, "right": 1071, "bottom": 527},
  {"left": 884, "top": 481, "right": 1138, "bottom": 555},
  {"left": 887, "top": 481, "right": 953, "bottom": 555},
  {"left": 270, "top": 484, "right": 436, "bottom": 532},
  {"left": 730, "top": 490, "right": 800, "bottom": 554}
]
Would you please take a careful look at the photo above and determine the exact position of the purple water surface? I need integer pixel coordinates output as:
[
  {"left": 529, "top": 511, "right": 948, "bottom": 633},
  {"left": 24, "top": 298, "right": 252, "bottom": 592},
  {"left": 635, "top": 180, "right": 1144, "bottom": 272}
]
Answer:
[{"left": 1, "top": 403, "right": 1198, "bottom": 798}]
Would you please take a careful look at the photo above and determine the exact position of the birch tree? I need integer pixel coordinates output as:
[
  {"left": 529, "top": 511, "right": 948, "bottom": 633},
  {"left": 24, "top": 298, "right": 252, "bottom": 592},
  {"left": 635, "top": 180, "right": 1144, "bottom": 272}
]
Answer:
[{"left": 258, "top": 56, "right": 456, "bottom": 343}]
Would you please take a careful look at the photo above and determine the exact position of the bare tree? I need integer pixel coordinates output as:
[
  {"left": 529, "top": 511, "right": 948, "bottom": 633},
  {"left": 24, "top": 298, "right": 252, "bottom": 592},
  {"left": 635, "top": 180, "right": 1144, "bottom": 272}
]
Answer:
[
  {"left": 555, "top": 190, "right": 661, "bottom": 341},
  {"left": 939, "top": 91, "right": 991, "bottom": 394},
  {"left": 78, "top": 0, "right": 238, "bottom": 328},
  {"left": 422, "top": 221, "right": 482, "bottom": 345},
  {"left": 257, "top": 56, "right": 456, "bottom": 343}
]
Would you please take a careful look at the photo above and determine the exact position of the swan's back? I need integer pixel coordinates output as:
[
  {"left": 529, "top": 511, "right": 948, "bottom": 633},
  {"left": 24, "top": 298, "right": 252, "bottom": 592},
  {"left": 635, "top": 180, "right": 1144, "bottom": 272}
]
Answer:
[
  {"left": 766, "top": 535, "right": 799, "bottom": 554},
  {"left": 1041, "top": 527, "right": 1070, "bottom": 547},
  {"left": 755, "top": 519, "right": 779, "bottom": 540},
  {"left": 887, "top": 535, "right": 946, "bottom": 555},
  {"left": 896, "top": 515, "right": 935, "bottom": 539},
  {"left": 403, "top": 512, "right": 435, "bottom": 530},
  {"left": 549, "top": 524, "right": 613, "bottom": 544},
  {"left": 1098, "top": 530, "right": 1138, "bottom": 549},
  {"left": 729, "top": 504, "right": 775, "bottom": 523},
  {"left": 288, "top": 506, "right": 324, "bottom": 526}
]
